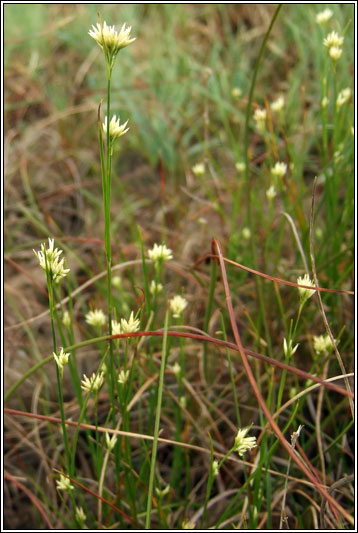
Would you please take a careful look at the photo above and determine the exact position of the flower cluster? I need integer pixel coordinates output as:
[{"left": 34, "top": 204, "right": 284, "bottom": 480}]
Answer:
[
  {"left": 336, "top": 88, "right": 351, "bottom": 107},
  {"left": 313, "top": 333, "right": 335, "bottom": 354},
  {"left": 323, "top": 31, "right": 344, "bottom": 62},
  {"left": 283, "top": 338, "right": 299, "bottom": 358},
  {"left": 56, "top": 474, "right": 74, "bottom": 492},
  {"left": 33, "top": 238, "right": 70, "bottom": 284},
  {"left": 253, "top": 107, "right": 267, "bottom": 131},
  {"left": 297, "top": 274, "right": 316, "bottom": 306},
  {"left": 148, "top": 243, "right": 173, "bottom": 264},
  {"left": 271, "top": 161, "right": 287, "bottom": 180},
  {"left": 271, "top": 95, "right": 285, "bottom": 112},
  {"left": 169, "top": 295, "right": 188, "bottom": 318},
  {"left": 233, "top": 426, "right": 257, "bottom": 457},
  {"left": 81, "top": 371, "right": 105, "bottom": 393},
  {"left": 192, "top": 162, "right": 205, "bottom": 176},
  {"left": 103, "top": 115, "right": 129, "bottom": 141},
  {"left": 105, "top": 432, "right": 118, "bottom": 451},
  {"left": 89, "top": 21, "right": 135, "bottom": 69},
  {"left": 53, "top": 347, "right": 70, "bottom": 378},
  {"left": 120, "top": 311, "right": 140, "bottom": 333},
  {"left": 316, "top": 8, "right": 333, "bottom": 24},
  {"left": 85, "top": 309, "right": 106, "bottom": 328},
  {"left": 118, "top": 368, "right": 129, "bottom": 385}
]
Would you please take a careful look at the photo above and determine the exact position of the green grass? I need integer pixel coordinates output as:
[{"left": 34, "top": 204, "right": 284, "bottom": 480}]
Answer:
[{"left": 4, "top": 4, "right": 354, "bottom": 530}]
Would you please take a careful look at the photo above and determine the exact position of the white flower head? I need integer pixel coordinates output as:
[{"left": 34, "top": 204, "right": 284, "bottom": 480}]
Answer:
[
  {"left": 112, "top": 275, "right": 122, "bottom": 288},
  {"left": 105, "top": 432, "right": 118, "bottom": 451},
  {"left": 329, "top": 46, "right": 342, "bottom": 61},
  {"left": 81, "top": 371, "right": 105, "bottom": 393},
  {"left": 231, "top": 87, "right": 242, "bottom": 99},
  {"left": 169, "top": 295, "right": 188, "bottom": 318},
  {"left": 321, "top": 96, "right": 329, "bottom": 108},
  {"left": 62, "top": 310, "right": 71, "bottom": 328},
  {"left": 148, "top": 243, "right": 173, "bottom": 264},
  {"left": 150, "top": 280, "right": 163, "bottom": 295},
  {"left": 266, "top": 185, "right": 277, "bottom": 200},
  {"left": 235, "top": 161, "right": 246, "bottom": 173},
  {"left": 172, "top": 362, "right": 181, "bottom": 377},
  {"left": 271, "top": 95, "right": 285, "bottom": 112},
  {"left": 233, "top": 426, "right": 257, "bottom": 457},
  {"left": 323, "top": 31, "right": 344, "bottom": 48},
  {"left": 103, "top": 115, "right": 129, "bottom": 141},
  {"left": 33, "top": 238, "right": 70, "bottom": 284},
  {"left": 297, "top": 274, "right": 316, "bottom": 305},
  {"left": 56, "top": 474, "right": 74, "bottom": 492},
  {"left": 182, "top": 519, "right": 196, "bottom": 529},
  {"left": 118, "top": 368, "right": 129, "bottom": 385},
  {"left": 271, "top": 161, "right": 287, "bottom": 179},
  {"left": 192, "top": 162, "right": 205, "bottom": 176},
  {"left": 242, "top": 227, "right": 251, "bottom": 240},
  {"left": 313, "top": 334, "right": 335, "bottom": 354},
  {"left": 283, "top": 338, "right": 299, "bottom": 358},
  {"left": 253, "top": 107, "right": 267, "bottom": 131},
  {"left": 75, "top": 506, "right": 86, "bottom": 524},
  {"left": 89, "top": 21, "right": 135, "bottom": 68},
  {"left": 85, "top": 309, "right": 106, "bottom": 328},
  {"left": 336, "top": 88, "right": 351, "bottom": 107},
  {"left": 316, "top": 9, "right": 333, "bottom": 24},
  {"left": 155, "top": 484, "right": 170, "bottom": 498},
  {"left": 211, "top": 459, "right": 220, "bottom": 477},
  {"left": 120, "top": 311, "right": 140, "bottom": 333},
  {"left": 53, "top": 347, "right": 70, "bottom": 377},
  {"left": 111, "top": 319, "right": 122, "bottom": 336}
]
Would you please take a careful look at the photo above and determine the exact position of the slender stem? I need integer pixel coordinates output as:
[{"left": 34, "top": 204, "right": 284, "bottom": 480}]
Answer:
[
  {"left": 47, "top": 279, "right": 72, "bottom": 475},
  {"left": 145, "top": 310, "right": 169, "bottom": 529}
]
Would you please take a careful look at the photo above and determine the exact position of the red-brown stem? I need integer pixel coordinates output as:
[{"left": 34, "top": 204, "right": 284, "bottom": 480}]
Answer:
[{"left": 210, "top": 237, "right": 353, "bottom": 526}]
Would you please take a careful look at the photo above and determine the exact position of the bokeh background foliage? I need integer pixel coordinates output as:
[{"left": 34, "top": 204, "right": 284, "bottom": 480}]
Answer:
[{"left": 4, "top": 3, "right": 354, "bottom": 530}]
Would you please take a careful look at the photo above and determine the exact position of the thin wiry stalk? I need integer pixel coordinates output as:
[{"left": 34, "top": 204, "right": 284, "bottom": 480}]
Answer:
[{"left": 145, "top": 310, "right": 169, "bottom": 529}]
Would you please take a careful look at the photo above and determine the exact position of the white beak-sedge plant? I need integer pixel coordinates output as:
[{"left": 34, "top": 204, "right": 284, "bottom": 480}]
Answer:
[
  {"left": 34, "top": 240, "right": 74, "bottom": 495},
  {"left": 89, "top": 18, "right": 135, "bottom": 423}
]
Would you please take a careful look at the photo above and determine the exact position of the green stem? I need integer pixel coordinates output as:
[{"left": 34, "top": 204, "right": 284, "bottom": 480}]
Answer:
[{"left": 145, "top": 310, "right": 169, "bottom": 529}]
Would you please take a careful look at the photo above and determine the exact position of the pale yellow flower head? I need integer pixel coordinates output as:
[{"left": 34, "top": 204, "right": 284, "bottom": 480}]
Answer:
[
  {"left": 233, "top": 426, "right": 257, "bottom": 457},
  {"left": 85, "top": 309, "right": 106, "bottom": 328},
  {"left": 33, "top": 238, "right": 70, "bottom": 284},
  {"left": 271, "top": 161, "right": 287, "bottom": 179},
  {"left": 253, "top": 107, "right": 267, "bottom": 131},
  {"left": 111, "top": 319, "right": 122, "bottom": 336},
  {"left": 231, "top": 87, "right": 242, "bottom": 99},
  {"left": 323, "top": 31, "right": 344, "bottom": 48},
  {"left": 192, "top": 162, "right": 205, "bottom": 176},
  {"left": 235, "top": 161, "right": 246, "bottom": 173},
  {"left": 81, "top": 371, "right": 105, "bottom": 393},
  {"left": 56, "top": 474, "right": 74, "bottom": 492},
  {"left": 103, "top": 115, "right": 129, "bottom": 141},
  {"left": 336, "top": 88, "right": 351, "bottom": 107},
  {"left": 148, "top": 243, "right": 173, "bottom": 263},
  {"left": 75, "top": 506, "right": 86, "bottom": 525},
  {"left": 266, "top": 185, "right": 277, "bottom": 200},
  {"left": 105, "top": 432, "right": 118, "bottom": 451},
  {"left": 329, "top": 46, "right": 342, "bottom": 61},
  {"left": 297, "top": 274, "right": 316, "bottom": 305},
  {"left": 118, "top": 368, "right": 129, "bottom": 385},
  {"left": 271, "top": 95, "right": 285, "bottom": 112},
  {"left": 169, "top": 295, "right": 188, "bottom": 318},
  {"left": 316, "top": 9, "right": 333, "bottom": 24},
  {"left": 120, "top": 311, "right": 140, "bottom": 333},
  {"left": 53, "top": 347, "right": 70, "bottom": 377},
  {"left": 89, "top": 21, "right": 135, "bottom": 69},
  {"left": 313, "top": 333, "right": 335, "bottom": 354}
]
